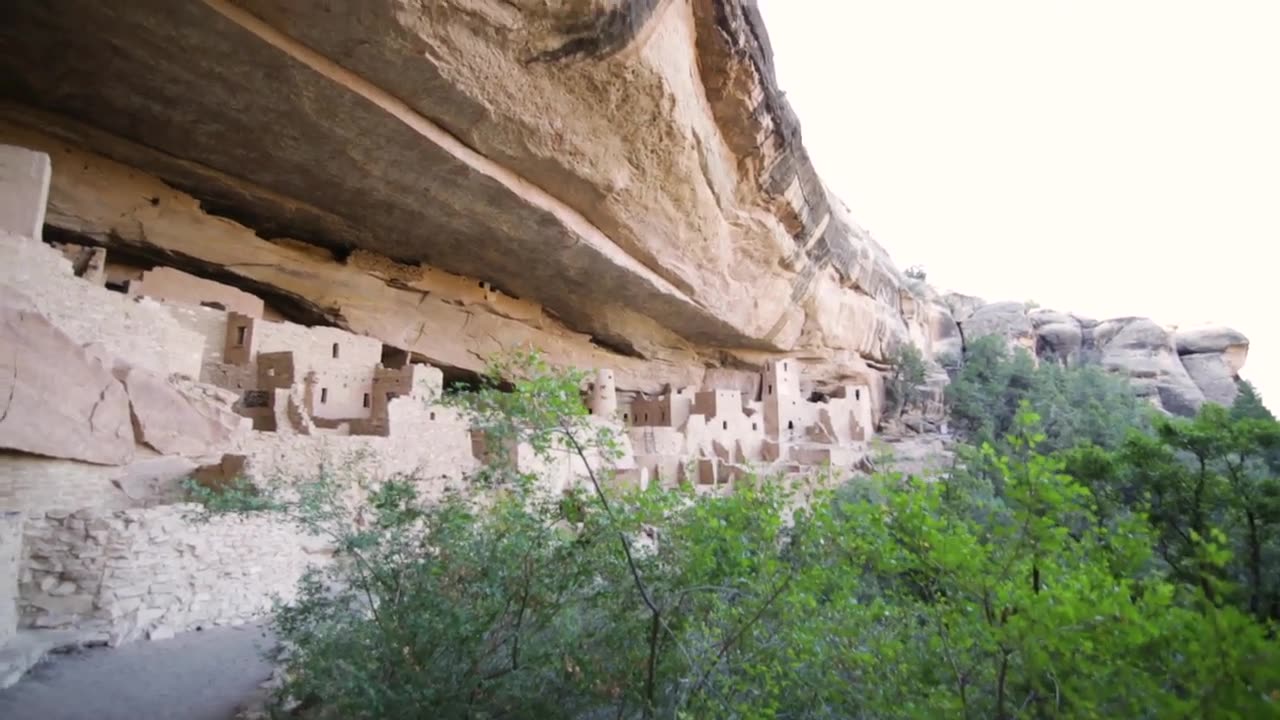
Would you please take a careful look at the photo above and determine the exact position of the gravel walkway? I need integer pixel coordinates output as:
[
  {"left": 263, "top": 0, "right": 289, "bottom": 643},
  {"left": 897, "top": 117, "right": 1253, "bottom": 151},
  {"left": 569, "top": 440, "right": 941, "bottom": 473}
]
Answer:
[{"left": 0, "top": 624, "right": 275, "bottom": 720}]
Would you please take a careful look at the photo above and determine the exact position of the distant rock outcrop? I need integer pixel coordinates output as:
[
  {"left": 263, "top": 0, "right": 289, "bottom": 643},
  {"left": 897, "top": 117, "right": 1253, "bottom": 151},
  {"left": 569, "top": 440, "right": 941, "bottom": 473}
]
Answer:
[{"left": 936, "top": 296, "right": 1249, "bottom": 416}]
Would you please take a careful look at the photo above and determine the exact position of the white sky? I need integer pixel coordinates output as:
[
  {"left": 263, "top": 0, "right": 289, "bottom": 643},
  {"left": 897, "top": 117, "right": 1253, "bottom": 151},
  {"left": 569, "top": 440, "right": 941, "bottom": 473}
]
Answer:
[{"left": 756, "top": 0, "right": 1279, "bottom": 407}]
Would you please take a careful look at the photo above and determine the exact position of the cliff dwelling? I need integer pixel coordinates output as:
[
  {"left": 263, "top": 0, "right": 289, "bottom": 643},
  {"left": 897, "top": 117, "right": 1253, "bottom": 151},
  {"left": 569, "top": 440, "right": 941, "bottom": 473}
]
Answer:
[
  {"left": 0, "top": 145, "right": 888, "bottom": 669},
  {"left": 0, "top": 1, "right": 1256, "bottom": 710}
]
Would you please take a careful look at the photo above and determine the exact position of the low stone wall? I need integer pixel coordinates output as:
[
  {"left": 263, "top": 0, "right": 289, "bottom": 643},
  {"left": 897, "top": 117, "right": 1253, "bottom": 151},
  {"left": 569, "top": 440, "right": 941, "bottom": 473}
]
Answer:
[
  {"left": 0, "top": 511, "right": 22, "bottom": 645},
  {"left": 19, "top": 505, "right": 327, "bottom": 645}
]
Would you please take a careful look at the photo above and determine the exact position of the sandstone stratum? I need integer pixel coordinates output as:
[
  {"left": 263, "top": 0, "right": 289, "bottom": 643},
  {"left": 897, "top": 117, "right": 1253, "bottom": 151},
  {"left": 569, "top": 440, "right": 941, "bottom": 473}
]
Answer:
[{"left": 0, "top": 0, "right": 1250, "bottom": 683}]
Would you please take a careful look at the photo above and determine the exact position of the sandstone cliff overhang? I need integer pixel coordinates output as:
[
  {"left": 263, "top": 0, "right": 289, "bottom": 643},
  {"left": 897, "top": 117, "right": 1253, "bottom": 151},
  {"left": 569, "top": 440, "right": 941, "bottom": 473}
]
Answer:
[{"left": 0, "top": 0, "right": 917, "bottom": 379}]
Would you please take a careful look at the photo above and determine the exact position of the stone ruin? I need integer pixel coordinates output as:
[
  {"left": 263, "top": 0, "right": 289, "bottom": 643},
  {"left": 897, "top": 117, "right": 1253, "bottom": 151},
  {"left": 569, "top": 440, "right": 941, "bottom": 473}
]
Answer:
[
  {"left": 0, "top": 145, "right": 881, "bottom": 678},
  {"left": 606, "top": 359, "right": 874, "bottom": 490}
]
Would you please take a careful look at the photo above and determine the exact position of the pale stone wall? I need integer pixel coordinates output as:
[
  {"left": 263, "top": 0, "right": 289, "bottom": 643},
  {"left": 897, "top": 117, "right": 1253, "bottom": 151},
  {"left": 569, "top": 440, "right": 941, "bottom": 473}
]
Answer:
[
  {"left": 129, "top": 266, "right": 265, "bottom": 318},
  {"left": 587, "top": 369, "right": 618, "bottom": 419},
  {"left": 0, "top": 456, "right": 136, "bottom": 515},
  {"left": 0, "top": 511, "right": 22, "bottom": 645},
  {"left": 0, "top": 233, "right": 204, "bottom": 378},
  {"left": 163, "top": 302, "right": 230, "bottom": 374},
  {"left": 255, "top": 320, "right": 382, "bottom": 372},
  {"left": 205, "top": 361, "right": 257, "bottom": 392},
  {"left": 0, "top": 452, "right": 201, "bottom": 516},
  {"left": 19, "top": 505, "right": 325, "bottom": 644},
  {"left": 0, "top": 145, "right": 49, "bottom": 241},
  {"left": 304, "top": 366, "right": 378, "bottom": 421},
  {"left": 236, "top": 398, "right": 477, "bottom": 499}
]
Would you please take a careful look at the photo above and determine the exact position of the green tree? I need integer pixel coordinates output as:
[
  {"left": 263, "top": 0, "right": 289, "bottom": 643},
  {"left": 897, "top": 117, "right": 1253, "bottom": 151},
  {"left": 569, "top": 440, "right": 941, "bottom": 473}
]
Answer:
[
  {"left": 946, "top": 334, "right": 1147, "bottom": 452},
  {"left": 1069, "top": 404, "right": 1280, "bottom": 622},
  {"left": 946, "top": 335, "right": 1037, "bottom": 446},
  {"left": 1233, "top": 379, "right": 1276, "bottom": 422},
  {"left": 888, "top": 343, "right": 928, "bottom": 419}
]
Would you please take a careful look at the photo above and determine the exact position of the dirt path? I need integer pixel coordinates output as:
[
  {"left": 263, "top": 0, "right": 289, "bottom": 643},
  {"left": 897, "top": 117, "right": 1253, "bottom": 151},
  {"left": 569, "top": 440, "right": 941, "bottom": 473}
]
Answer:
[{"left": 0, "top": 624, "right": 275, "bottom": 720}]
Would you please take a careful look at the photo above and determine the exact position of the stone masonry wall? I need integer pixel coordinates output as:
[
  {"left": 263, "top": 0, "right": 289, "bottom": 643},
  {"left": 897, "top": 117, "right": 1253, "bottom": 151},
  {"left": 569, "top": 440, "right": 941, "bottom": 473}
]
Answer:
[
  {"left": 236, "top": 398, "right": 478, "bottom": 501},
  {"left": 0, "top": 453, "right": 204, "bottom": 516},
  {"left": 0, "top": 231, "right": 204, "bottom": 378},
  {"left": 19, "top": 505, "right": 327, "bottom": 645},
  {"left": 165, "top": 302, "right": 231, "bottom": 376},
  {"left": 1, "top": 456, "right": 143, "bottom": 515},
  {"left": 129, "top": 266, "right": 266, "bottom": 318},
  {"left": 0, "top": 511, "right": 21, "bottom": 645}
]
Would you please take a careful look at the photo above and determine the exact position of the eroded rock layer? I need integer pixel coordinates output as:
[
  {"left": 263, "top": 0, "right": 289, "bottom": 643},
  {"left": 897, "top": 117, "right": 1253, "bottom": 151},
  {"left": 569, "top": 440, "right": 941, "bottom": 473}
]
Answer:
[
  {"left": 0, "top": 0, "right": 919, "bottom": 392},
  {"left": 0, "top": 1, "right": 1251, "bottom": 417}
]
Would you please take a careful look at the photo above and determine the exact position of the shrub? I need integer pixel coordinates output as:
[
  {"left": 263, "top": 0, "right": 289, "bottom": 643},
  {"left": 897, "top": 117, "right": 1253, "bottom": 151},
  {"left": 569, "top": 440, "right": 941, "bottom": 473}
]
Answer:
[
  {"left": 190, "top": 354, "right": 1280, "bottom": 718},
  {"left": 888, "top": 343, "right": 928, "bottom": 419},
  {"left": 946, "top": 335, "right": 1147, "bottom": 452}
]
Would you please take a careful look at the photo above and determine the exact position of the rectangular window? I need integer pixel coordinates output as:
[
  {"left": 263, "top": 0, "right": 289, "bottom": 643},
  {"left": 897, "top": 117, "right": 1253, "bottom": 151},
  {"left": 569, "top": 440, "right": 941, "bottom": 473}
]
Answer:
[
  {"left": 235, "top": 326, "right": 247, "bottom": 346},
  {"left": 320, "top": 388, "right": 328, "bottom": 404},
  {"left": 362, "top": 393, "right": 371, "bottom": 408}
]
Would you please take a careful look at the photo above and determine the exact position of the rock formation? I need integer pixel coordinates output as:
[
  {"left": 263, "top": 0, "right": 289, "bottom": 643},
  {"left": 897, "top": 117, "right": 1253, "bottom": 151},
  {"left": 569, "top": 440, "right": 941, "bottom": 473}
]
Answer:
[
  {"left": 0, "top": 0, "right": 929, "bottom": 405},
  {"left": 943, "top": 298, "right": 1250, "bottom": 416}
]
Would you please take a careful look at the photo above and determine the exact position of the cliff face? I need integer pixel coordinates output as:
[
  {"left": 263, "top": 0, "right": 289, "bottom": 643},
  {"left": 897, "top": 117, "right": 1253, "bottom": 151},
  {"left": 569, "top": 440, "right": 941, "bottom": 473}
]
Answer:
[
  {"left": 0, "top": 0, "right": 919, "bottom": 407},
  {"left": 0, "top": 1, "right": 1249, "bottom": 414}
]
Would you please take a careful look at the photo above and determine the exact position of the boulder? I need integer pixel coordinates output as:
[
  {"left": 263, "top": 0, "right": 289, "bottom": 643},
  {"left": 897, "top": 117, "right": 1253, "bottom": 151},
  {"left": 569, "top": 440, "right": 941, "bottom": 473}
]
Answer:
[
  {"left": 962, "top": 302, "right": 1035, "bottom": 354},
  {"left": 0, "top": 297, "right": 135, "bottom": 465},
  {"left": 1092, "top": 318, "right": 1205, "bottom": 416},
  {"left": 1029, "top": 309, "right": 1083, "bottom": 364},
  {"left": 928, "top": 307, "right": 964, "bottom": 368},
  {"left": 1175, "top": 325, "right": 1249, "bottom": 356},
  {"left": 1180, "top": 353, "right": 1240, "bottom": 408},
  {"left": 114, "top": 366, "right": 245, "bottom": 458},
  {"left": 1175, "top": 325, "right": 1249, "bottom": 375},
  {"left": 942, "top": 293, "right": 987, "bottom": 324}
]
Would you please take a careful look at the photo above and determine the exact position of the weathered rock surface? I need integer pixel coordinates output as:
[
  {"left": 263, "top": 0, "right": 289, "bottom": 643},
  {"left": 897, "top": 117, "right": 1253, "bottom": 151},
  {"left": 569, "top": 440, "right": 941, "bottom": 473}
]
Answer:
[
  {"left": 114, "top": 367, "right": 246, "bottom": 458},
  {"left": 961, "top": 302, "right": 1036, "bottom": 355},
  {"left": 1179, "top": 353, "right": 1241, "bottom": 408},
  {"left": 947, "top": 297, "right": 1251, "bottom": 416},
  {"left": 942, "top": 293, "right": 987, "bottom": 324},
  {"left": 1171, "top": 325, "right": 1249, "bottom": 407},
  {"left": 1175, "top": 326, "right": 1250, "bottom": 359},
  {"left": 0, "top": 5, "right": 1256, "bottom": 424},
  {"left": 0, "top": 292, "right": 135, "bottom": 465},
  {"left": 1029, "top": 309, "right": 1083, "bottom": 365},
  {"left": 0, "top": 0, "right": 925, "bottom": 392},
  {"left": 1091, "top": 317, "right": 1206, "bottom": 415}
]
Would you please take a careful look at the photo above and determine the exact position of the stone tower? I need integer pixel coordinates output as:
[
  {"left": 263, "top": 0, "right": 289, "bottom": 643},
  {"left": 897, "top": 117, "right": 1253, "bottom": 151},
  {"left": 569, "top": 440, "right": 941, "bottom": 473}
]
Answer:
[
  {"left": 762, "top": 358, "right": 801, "bottom": 440},
  {"left": 588, "top": 368, "right": 618, "bottom": 419}
]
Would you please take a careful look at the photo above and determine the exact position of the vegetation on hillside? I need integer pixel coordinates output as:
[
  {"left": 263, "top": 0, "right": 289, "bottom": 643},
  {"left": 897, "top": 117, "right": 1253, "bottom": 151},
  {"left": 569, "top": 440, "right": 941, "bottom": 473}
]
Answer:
[
  {"left": 193, "top": 349, "right": 1280, "bottom": 719},
  {"left": 945, "top": 335, "right": 1150, "bottom": 452}
]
